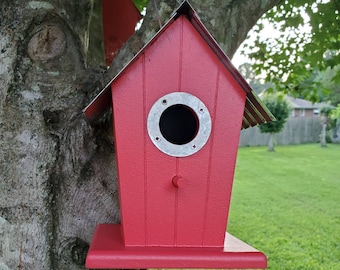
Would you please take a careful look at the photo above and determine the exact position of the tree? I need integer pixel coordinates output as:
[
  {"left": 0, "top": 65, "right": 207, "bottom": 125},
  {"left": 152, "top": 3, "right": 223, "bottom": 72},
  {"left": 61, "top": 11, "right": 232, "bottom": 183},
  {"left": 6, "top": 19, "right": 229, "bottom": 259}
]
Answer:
[
  {"left": 244, "top": 0, "right": 340, "bottom": 102},
  {"left": 0, "top": 0, "right": 295, "bottom": 269},
  {"left": 238, "top": 62, "right": 274, "bottom": 94},
  {"left": 330, "top": 104, "right": 340, "bottom": 141},
  {"left": 315, "top": 65, "right": 340, "bottom": 106},
  {"left": 320, "top": 106, "right": 336, "bottom": 147},
  {"left": 258, "top": 94, "right": 290, "bottom": 151},
  {"left": 330, "top": 104, "right": 340, "bottom": 125}
]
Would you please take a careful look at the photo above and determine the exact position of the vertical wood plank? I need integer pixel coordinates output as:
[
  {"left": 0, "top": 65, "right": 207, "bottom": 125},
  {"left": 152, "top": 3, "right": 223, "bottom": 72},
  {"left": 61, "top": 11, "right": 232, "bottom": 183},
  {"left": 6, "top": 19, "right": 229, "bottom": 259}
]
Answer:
[
  {"left": 112, "top": 58, "right": 147, "bottom": 246},
  {"left": 176, "top": 17, "right": 219, "bottom": 246},
  {"left": 143, "top": 17, "right": 183, "bottom": 246}
]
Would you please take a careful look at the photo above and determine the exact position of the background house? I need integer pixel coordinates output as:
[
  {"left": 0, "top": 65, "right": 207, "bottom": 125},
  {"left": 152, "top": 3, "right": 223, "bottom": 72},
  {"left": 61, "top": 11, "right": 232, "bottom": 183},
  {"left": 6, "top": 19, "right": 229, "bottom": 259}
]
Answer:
[
  {"left": 239, "top": 96, "right": 338, "bottom": 146},
  {"left": 287, "top": 96, "right": 330, "bottom": 118}
]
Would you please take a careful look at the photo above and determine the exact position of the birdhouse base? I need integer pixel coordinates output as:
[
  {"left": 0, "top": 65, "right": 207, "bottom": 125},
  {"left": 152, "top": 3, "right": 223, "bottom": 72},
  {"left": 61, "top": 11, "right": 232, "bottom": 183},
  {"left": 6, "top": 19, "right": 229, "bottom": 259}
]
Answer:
[{"left": 86, "top": 224, "right": 267, "bottom": 269}]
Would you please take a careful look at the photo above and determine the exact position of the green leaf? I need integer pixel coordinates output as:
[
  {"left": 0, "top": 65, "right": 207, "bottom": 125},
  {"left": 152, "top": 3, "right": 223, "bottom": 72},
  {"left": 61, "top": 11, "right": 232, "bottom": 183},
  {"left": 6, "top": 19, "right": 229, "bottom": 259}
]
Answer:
[
  {"left": 245, "top": 0, "right": 340, "bottom": 104},
  {"left": 132, "top": 0, "right": 148, "bottom": 12}
]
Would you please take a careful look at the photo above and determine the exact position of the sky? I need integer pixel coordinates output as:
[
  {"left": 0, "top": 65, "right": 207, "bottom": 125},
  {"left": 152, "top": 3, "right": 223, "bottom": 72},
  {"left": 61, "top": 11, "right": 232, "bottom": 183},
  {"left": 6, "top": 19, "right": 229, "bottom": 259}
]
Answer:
[
  {"left": 231, "top": 20, "right": 281, "bottom": 68},
  {"left": 232, "top": 47, "right": 250, "bottom": 68}
]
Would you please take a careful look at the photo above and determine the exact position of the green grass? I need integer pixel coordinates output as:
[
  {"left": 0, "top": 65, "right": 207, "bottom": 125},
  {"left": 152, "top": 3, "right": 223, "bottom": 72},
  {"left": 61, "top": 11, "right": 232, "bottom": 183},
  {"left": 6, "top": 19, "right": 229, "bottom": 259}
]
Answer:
[{"left": 228, "top": 144, "right": 340, "bottom": 270}]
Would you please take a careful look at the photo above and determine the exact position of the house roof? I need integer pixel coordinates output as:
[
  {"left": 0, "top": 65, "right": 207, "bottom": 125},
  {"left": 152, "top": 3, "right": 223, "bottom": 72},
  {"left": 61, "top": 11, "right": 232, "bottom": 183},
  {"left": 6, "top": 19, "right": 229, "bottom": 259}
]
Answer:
[
  {"left": 83, "top": 0, "right": 275, "bottom": 129},
  {"left": 286, "top": 96, "right": 330, "bottom": 110}
]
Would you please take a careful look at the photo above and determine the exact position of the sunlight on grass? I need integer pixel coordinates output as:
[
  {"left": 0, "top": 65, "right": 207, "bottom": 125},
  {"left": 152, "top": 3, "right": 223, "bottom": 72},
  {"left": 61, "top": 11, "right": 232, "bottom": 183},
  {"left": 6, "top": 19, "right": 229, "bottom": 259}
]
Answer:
[{"left": 228, "top": 144, "right": 340, "bottom": 269}]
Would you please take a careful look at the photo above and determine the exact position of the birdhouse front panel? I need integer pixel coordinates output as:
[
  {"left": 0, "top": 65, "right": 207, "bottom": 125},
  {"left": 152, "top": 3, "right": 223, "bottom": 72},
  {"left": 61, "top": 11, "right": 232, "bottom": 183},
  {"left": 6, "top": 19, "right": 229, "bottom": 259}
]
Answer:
[{"left": 111, "top": 15, "right": 246, "bottom": 248}]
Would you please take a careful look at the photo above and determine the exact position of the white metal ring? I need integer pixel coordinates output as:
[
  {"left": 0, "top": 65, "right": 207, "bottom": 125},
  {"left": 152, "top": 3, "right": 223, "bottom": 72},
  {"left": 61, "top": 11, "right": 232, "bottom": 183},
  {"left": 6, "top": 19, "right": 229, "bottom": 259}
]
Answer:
[{"left": 147, "top": 92, "right": 212, "bottom": 157}]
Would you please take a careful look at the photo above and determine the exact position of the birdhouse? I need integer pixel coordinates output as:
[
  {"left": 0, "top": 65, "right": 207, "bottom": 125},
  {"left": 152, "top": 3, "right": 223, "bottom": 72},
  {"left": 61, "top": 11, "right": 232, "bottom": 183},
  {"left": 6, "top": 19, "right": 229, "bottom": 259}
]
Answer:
[
  {"left": 101, "top": 0, "right": 142, "bottom": 66},
  {"left": 84, "top": 1, "right": 274, "bottom": 269}
]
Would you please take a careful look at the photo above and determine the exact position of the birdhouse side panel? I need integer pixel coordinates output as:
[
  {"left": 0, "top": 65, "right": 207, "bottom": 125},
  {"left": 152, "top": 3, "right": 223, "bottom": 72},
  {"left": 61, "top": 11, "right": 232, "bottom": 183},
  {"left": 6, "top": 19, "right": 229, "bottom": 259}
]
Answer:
[
  {"left": 111, "top": 60, "right": 148, "bottom": 246},
  {"left": 202, "top": 71, "right": 246, "bottom": 246}
]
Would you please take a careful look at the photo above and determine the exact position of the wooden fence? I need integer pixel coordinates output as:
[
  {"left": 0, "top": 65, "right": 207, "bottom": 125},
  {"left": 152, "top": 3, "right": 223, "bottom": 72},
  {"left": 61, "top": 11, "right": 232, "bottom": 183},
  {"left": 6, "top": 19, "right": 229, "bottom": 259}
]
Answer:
[{"left": 239, "top": 117, "right": 323, "bottom": 147}]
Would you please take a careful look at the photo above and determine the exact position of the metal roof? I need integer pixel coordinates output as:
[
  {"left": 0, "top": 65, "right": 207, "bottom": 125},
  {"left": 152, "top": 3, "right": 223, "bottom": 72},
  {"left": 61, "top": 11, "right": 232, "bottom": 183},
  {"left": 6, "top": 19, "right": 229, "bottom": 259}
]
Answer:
[{"left": 83, "top": 0, "right": 275, "bottom": 129}]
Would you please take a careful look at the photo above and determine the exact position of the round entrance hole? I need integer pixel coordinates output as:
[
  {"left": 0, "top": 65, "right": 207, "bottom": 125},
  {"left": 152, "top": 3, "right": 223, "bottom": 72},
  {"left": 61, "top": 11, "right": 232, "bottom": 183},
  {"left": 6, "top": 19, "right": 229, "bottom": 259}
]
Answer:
[{"left": 159, "top": 104, "right": 199, "bottom": 145}]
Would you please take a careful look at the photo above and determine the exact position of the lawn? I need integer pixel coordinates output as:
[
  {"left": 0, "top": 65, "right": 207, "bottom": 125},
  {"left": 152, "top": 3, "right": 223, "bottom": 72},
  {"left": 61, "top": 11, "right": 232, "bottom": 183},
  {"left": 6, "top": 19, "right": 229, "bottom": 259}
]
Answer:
[{"left": 228, "top": 144, "right": 340, "bottom": 270}]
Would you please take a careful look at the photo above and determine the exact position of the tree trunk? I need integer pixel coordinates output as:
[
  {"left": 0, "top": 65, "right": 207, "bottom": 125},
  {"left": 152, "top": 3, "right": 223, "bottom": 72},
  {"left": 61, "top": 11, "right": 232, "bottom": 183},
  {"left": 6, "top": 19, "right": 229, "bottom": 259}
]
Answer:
[
  {"left": 268, "top": 132, "right": 275, "bottom": 151},
  {"left": 320, "top": 122, "right": 327, "bottom": 147},
  {"left": 0, "top": 0, "right": 281, "bottom": 269}
]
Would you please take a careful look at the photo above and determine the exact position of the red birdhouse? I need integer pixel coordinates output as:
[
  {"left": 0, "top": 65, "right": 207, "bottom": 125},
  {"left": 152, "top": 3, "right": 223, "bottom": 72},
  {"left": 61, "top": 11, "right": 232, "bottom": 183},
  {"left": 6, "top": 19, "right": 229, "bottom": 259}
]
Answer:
[
  {"left": 84, "top": 1, "right": 274, "bottom": 269},
  {"left": 101, "top": 0, "right": 142, "bottom": 66}
]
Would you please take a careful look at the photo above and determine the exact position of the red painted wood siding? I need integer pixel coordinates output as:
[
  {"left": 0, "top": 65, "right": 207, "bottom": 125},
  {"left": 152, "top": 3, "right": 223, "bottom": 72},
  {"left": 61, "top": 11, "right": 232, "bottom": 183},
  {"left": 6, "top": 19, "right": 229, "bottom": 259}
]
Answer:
[
  {"left": 112, "top": 16, "right": 246, "bottom": 248},
  {"left": 102, "top": 0, "right": 141, "bottom": 66}
]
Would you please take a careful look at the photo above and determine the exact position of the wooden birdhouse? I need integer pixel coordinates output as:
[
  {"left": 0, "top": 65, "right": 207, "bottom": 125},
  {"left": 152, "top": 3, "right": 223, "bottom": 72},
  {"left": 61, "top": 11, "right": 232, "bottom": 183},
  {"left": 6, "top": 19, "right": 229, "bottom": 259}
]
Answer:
[
  {"left": 84, "top": 1, "right": 274, "bottom": 269},
  {"left": 101, "top": 0, "right": 142, "bottom": 66}
]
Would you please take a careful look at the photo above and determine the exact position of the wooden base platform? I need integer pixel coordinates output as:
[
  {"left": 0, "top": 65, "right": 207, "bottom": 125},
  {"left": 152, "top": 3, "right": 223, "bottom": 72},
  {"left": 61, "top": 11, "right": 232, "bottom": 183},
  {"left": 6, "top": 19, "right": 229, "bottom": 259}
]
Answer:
[{"left": 86, "top": 224, "right": 266, "bottom": 269}]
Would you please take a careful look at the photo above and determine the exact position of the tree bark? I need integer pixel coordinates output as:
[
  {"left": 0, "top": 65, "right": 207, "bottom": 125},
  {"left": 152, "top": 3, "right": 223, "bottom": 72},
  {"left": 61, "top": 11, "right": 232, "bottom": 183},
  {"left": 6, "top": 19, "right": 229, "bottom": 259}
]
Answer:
[
  {"left": 0, "top": 0, "right": 281, "bottom": 269},
  {"left": 320, "top": 120, "right": 328, "bottom": 147},
  {"left": 268, "top": 132, "right": 275, "bottom": 151}
]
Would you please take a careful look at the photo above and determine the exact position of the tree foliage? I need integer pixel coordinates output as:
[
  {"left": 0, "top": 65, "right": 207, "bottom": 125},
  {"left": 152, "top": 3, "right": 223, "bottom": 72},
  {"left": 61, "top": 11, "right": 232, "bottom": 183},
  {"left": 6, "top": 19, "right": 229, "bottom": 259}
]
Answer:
[
  {"left": 259, "top": 94, "right": 291, "bottom": 134},
  {"left": 330, "top": 104, "right": 340, "bottom": 121},
  {"left": 315, "top": 65, "right": 340, "bottom": 105},
  {"left": 320, "top": 105, "right": 336, "bottom": 146},
  {"left": 245, "top": 0, "right": 340, "bottom": 102},
  {"left": 238, "top": 62, "right": 275, "bottom": 94},
  {"left": 330, "top": 104, "right": 340, "bottom": 136},
  {"left": 259, "top": 94, "right": 290, "bottom": 151},
  {"left": 321, "top": 105, "right": 337, "bottom": 131},
  {"left": 132, "top": 0, "right": 149, "bottom": 12}
]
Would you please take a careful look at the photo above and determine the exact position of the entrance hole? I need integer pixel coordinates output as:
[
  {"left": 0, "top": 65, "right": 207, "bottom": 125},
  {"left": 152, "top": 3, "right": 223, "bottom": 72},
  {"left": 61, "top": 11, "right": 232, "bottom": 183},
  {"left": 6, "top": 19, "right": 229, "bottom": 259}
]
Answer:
[{"left": 159, "top": 104, "right": 199, "bottom": 145}]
